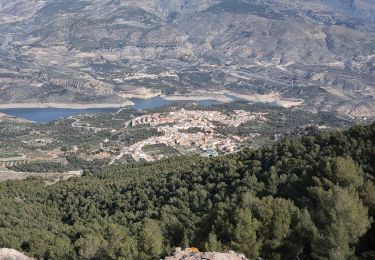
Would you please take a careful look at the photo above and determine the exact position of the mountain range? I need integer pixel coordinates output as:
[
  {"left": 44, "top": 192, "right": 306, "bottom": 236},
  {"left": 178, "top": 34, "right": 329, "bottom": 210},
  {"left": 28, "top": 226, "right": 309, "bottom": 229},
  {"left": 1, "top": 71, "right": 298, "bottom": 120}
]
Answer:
[{"left": 0, "top": 0, "right": 375, "bottom": 117}]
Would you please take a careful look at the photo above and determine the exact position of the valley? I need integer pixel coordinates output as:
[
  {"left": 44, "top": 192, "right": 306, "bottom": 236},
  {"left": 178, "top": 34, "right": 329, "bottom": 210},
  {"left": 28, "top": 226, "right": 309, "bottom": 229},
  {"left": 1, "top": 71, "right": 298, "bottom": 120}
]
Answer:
[
  {"left": 0, "top": 101, "right": 353, "bottom": 178},
  {"left": 1, "top": 1, "right": 375, "bottom": 259}
]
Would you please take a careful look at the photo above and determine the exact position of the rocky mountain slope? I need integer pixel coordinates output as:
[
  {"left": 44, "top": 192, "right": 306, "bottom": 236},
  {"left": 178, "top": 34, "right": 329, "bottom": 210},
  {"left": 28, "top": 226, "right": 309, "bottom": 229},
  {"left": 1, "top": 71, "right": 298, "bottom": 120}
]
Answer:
[
  {"left": 0, "top": 0, "right": 375, "bottom": 117},
  {"left": 165, "top": 248, "right": 248, "bottom": 260}
]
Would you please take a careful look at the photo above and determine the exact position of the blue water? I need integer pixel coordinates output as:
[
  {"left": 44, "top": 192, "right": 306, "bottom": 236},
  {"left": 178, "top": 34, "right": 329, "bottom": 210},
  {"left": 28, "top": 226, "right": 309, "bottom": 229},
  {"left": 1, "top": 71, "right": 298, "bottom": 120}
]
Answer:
[
  {"left": 0, "top": 97, "right": 223, "bottom": 123},
  {"left": 0, "top": 108, "right": 117, "bottom": 123},
  {"left": 130, "top": 97, "right": 221, "bottom": 109},
  {"left": 224, "top": 94, "right": 246, "bottom": 101},
  {"left": 130, "top": 97, "right": 173, "bottom": 110}
]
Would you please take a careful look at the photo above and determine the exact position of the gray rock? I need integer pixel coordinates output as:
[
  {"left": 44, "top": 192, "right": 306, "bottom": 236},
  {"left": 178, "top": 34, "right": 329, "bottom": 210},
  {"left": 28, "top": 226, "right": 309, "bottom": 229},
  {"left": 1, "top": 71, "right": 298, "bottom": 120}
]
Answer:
[
  {"left": 165, "top": 247, "right": 249, "bottom": 260},
  {"left": 0, "top": 248, "right": 34, "bottom": 260}
]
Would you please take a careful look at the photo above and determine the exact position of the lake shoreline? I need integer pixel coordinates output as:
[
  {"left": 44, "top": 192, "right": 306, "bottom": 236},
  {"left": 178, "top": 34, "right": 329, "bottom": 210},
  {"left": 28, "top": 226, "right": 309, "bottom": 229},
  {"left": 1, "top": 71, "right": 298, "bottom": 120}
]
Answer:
[
  {"left": 161, "top": 93, "right": 233, "bottom": 103},
  {"left": 0, "top": 91, "right": 305, "bottom": 110},
  {"left": 0, "top": 101, "right": 134, "bottom": 109},
  {"left": 0, "top": 96, "right": 225, "bottom": 123}
]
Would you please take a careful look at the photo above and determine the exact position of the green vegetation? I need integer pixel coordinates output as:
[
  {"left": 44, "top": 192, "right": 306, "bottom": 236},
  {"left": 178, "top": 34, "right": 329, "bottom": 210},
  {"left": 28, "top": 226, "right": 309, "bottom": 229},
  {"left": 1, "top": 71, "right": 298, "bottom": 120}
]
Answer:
[
  {"left": 119, "top": 127, "right": 162, "bottom": 146},
  {"left": 179, "top": 127, "right": 205, "bottom": 134},
  {"left": 143, "top": 144, "right": 180, "bottom": 158},
  {"left": 0, "top": 122, "right": 374, "bottom": 259},
  {"left": 10, "top": 161, "right": 70, "bottom": 173},
  {"left": 0, "top": 153, "right": 21, "bottom": 159}
]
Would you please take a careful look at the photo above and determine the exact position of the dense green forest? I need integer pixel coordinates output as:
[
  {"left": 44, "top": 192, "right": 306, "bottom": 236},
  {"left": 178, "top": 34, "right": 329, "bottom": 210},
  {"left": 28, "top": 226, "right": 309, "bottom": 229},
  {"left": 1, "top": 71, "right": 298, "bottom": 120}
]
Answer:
[{"left": 1, "top": 123, "right": 375, "bottom": 259}]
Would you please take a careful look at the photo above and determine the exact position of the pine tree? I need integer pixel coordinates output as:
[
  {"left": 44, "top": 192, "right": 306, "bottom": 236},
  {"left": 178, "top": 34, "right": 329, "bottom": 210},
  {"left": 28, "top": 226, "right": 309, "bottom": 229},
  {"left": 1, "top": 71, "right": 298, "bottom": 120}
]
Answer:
[
  {"left": 137, "top": 219, "right": 164, "bottom": 259},
  {"left": 230, "top": 207, "right": 260, "bottom": 258}
]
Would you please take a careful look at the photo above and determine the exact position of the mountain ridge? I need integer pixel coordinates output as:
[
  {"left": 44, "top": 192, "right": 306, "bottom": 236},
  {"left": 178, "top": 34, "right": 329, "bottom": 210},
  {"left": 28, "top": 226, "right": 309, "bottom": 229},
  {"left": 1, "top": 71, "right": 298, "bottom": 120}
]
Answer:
[{"left": 0, "top": 0, "right": 375, "bottom": 117}]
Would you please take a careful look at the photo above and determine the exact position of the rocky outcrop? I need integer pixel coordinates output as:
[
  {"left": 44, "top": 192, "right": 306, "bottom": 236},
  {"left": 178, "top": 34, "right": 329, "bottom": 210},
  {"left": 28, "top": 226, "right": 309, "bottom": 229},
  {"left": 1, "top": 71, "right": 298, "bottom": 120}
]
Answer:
[
  {"left": 165, "top": 248, "right": 249, "bottom": 260},
  {"left": 0, "top": 248, "right": 34, "bottom": 260}
]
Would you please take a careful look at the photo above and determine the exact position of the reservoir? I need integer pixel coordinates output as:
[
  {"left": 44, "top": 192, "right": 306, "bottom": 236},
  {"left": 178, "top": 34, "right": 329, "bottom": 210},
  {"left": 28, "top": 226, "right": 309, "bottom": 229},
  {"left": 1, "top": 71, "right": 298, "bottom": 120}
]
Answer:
[
  {"left": 0, "top": 97, "right": 222, "bottom": 123},
  {"left": 129, "top": 97, "right": 221, "bottom": 110},
  {"left": 0, "top": 107, "right": 118, "bottom": 123}
]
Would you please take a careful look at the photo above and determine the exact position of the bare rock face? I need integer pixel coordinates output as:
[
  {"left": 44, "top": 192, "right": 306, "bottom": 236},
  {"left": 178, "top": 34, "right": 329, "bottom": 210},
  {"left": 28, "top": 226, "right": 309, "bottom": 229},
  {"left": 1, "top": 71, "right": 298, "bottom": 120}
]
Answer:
[
  {"left": 0, "top": 248, "right": 34, "bottom": 260},
  {"left": 165, "top": 248, "right": 249, "bottom": 260}
]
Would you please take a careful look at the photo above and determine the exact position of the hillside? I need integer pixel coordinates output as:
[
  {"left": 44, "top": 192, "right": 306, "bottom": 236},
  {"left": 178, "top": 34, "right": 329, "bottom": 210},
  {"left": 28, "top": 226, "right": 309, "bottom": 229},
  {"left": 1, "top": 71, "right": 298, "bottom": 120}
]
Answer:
[
  {"left": 0, "top": 122, "right": 375, "bottom": 259},
  {"left": 0, "top": 0, "right": 375, "bottom": 117}
]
